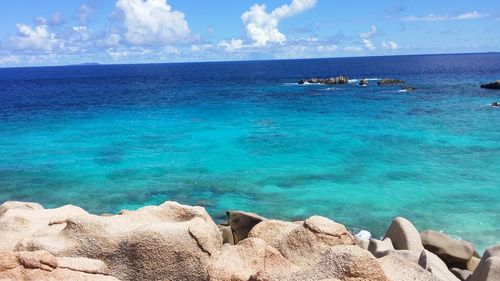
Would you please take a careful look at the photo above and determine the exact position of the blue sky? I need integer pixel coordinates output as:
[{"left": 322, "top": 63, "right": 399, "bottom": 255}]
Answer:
[{"left": 0, "top": 0, "right": 499, "bottom": 66}]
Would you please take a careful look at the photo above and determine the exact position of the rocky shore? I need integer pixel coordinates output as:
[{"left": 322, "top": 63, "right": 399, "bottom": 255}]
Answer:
[{"left": 0, "top": 201, "right": 498, "bottom": 281}]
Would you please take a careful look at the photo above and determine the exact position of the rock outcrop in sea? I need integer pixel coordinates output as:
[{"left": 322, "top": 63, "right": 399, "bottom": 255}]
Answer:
[
  {"left": 298, "top": 76, "right": 349, "bottom": 84},
  {"left": 0, "top": 200, "right": 499, "bottom": 281},
  {"left": 480, "top": 81, "right": 500, "bottom": 90},
  {"left": 378, "top": 78, "right": 405, "bottom": 86}
]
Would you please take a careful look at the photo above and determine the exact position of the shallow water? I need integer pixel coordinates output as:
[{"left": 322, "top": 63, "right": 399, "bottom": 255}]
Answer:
[{"left": 0, "top": 53, "right": 499, "bottom": 251}]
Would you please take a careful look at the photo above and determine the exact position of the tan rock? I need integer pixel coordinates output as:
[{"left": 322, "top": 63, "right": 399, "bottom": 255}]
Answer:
[
  {"left": 421, "top": 230, "right": 475, "bottom": 266},
  {"left": 379, "top": 251, "right": 442, "bottom": 281},
  {"left": 0, "top": 201, "right": 43, "bottom": 216},
  {"left": 251, "top": 245, "right": 388, "bottom": 281},
  {"left": 468, "top": 245, "right": 500, "bottom": 281},
  {"left": 57, "top": 256, "right": 111, "bottom": 275},
  {"left": 418, "top": 250, "right": 460, "bottom": 281},
  {"left": 384, "top": 217, "right": 424, "bottom": 251},
  {"left": 218, "top": 224, "right": 235, "bottom": 245},
  {"left": 250, "top": 216, "right": 356, "bottom": 267},
  {"left": 0, "top": 250, "right": 119, "bottom": 281},
  {"left": 0, "top": 202, "right": 88, "bottom": 251},
  {"left": 227, "top": 210, "right": 267, "bottom": 243},
  {"left": 208, "top": 238, "right": 298, "bottom": 281},
  {"left": 368, "top": 238, "right": 395, "bottom": 258},
  {"left": 467, "top": 256, "right": 481, "bottom": 271},
  {"left": 13, "top": 201, "right": 222, "bottom": 281}
]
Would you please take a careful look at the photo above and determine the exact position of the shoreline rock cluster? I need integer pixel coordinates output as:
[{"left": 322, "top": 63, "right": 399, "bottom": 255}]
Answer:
[{"left": 0, "top": 200, "right": 498, "bottom": 281}]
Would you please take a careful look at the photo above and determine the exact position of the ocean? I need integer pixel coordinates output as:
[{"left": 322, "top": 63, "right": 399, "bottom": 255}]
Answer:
[{"left": 0, "top": 53, "right": 499, "bottom": 251}]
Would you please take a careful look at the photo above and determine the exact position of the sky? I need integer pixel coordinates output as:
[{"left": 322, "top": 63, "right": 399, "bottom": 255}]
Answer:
[{"left": 0, "top": 0, "right": 499, "bottom": 67}]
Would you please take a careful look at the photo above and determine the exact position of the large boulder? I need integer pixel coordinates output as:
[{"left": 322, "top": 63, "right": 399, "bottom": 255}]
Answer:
[
  {"left": 252, "top": 245, "right": 388, "bottom": 281},
  {"left": 468, "top": 245, "right": 500, "bottom": 281},
  {"left": 0, "top": 202, "right": 89, "bottom": 251},
  {"left": 208, "top": 238, "right": 298, "bottom": 281},
  {"left": 249, "top": 216, "right": 356, "bottom": 267},
  {"left": 480, "top": 81, "right": 500, "bottom": 90},
  {"left": 420, "top": 230, "right": 475, "bottom": 267},
  {"left": 379, "top": 251, "right": 442, "bottom": 281},
  {"left": 12, "top": 201, "right": 222, "bottom": 281},
  {"left": 384, "top": 217, "right": 424, "bottom": 251},
  {"left": 227, "top": 210, "right": 267, "bottom": 244},
  {"left": 418, "top": 250, "right": 460, "bottom": 281},
  {"left": 0, "top": 250, "right": 118, "bottom": 281}
]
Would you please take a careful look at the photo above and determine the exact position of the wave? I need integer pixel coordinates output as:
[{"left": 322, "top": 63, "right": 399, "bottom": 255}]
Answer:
[{"left": 348, "top": 78, "right": 381, "bottom": 83}]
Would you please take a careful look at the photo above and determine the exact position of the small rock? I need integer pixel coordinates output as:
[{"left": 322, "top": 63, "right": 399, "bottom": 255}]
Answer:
[
  {"left": 359, "top": 79, "right": 369, "bottom": 86},
  {"left": 480, "top": 81, "right": 500, "bottom": 90},
  {"left": 378, "top": 78, "right": 405, "bottom": 86},
  {"left": 218, "top": 224, "right": 235, "bottom": 245},
  {"left": 492, "top": 101, "right": 498, "bottom": 107},
  {"left": 227, "top": 210, "right": 266, "bottom": 244},
  {"left": 467, "top": 256, "right": 481, "bottom": 271},
  {"left": 420, "top": 230, "right": 475, "bottom": 267},
  {"left": 384, "top": 217, "right": 424, "bottom": 251},
  {"left": 368, "top": 238, "right": 395, "bottom": 257}
]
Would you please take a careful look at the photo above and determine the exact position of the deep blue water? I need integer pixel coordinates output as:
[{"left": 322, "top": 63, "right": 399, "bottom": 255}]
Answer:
[{"left": 1, "top": 53, "right": 499, "bottom": 251}]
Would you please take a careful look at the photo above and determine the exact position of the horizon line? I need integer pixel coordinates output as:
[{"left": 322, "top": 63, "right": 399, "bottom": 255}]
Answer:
[{"left": 1, "top": 50, "right": 499, "bottom": 70}]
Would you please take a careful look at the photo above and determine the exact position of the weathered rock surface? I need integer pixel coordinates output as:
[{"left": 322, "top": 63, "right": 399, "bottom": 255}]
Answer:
[
  {"left": 0, "top": 202, "right": 89, "bottom": 251},
  {"left": 420, "top": 230, "right": 475, "bottom": 267},
  {"left": 9, "top": 201, "right": 223, "bottom": 281},
  {"left": 252, "top": 245, "right": 388, "bottom": 281},
  {"left": 379, "top": 252, "right": 442, "bottom": 281},
  {"left": 378, "top": 78, "right": 405, "bottom": 86},
  {"left": 480, "top": 81, "right": 500, "bottom": 90},
  {"left": 249, "top": 216, "right": 356, "bottom": 267},
  {"left": 227, "top": 210, "right": 267, "bottom": 243},
  {"left": 0, "top": 250, "right": 119, "bottom": 281},
  {"left": 368, "top": 238, "right": 395, "bottom": 258},
  {"left": 468, "top": 245, "right": 500, "bottom": 281},
  {"left": 384, "top": 217, "right": 425, "bottom": 251},
  {"left": 298, "top": 76, "right": 349, "bottom": 85},
  {"left": 218, "top": 224, "right": 235, "bottom": 245},
  {"left": 450, "top": 268, "right": 472, "bottom": 281}
]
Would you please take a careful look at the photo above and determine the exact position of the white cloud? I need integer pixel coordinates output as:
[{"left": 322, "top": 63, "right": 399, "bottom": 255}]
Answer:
[
  {"left": 403, "top": 14, "right": 448, "bottom": 22},
  {"left": 115, "top": 0, "right": 191, "bottom": 45},
  {"left": 9, "top": 23, "right": 61, "bottom": 51},
  {"left": 217, "top": 39, "right": 244, "bottom": 52},
  {"left": 360, "top": 25, "right": 377, "bottom": 39},
  {"left": 382, "top": 41, "right": 399, "bottom": 50},
  {"left": 78, "top": 4, "right": 95, "bottom": 24},
  {"left": 362, "top": 39, "right": 375, "bottom": 50},
  {"left": 316, "top": 44, "right": 338, "bottom": 52},
  {"left": 403, "top": 11, "right": 487, "bottom": 22},
  {"left": 106, "top": 48, "right": 128, "bottom": 60},
  {"left": 343, "top": 46, "right": 363, "bottom": 52},
  {"left": 72, "top": 26, "right": 91, "bottom": 41},
  {"left": 241, "top": 0, "right": 316, "bottom": 46},
  {"left": 102, "top": 33, "right": 121, "bottom": 47},
  {"left": 190, "top": 44, "right": 212, "bottom": 52},
  {"left": 0, "top": 55, "right": 20, "bottom": 65},
  {"left": 451, "top": 11, "right": 486, "bottom": 20}
]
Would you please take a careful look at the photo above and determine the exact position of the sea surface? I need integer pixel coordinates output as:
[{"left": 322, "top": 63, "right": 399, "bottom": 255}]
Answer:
[{"left": 0, "top": 53, "right": 499, "bottom": 251}]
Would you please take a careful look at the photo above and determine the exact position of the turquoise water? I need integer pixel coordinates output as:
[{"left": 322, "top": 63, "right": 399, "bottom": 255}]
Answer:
[{"left": 0, "top": 54, "right": 499, "bottom": 251}]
